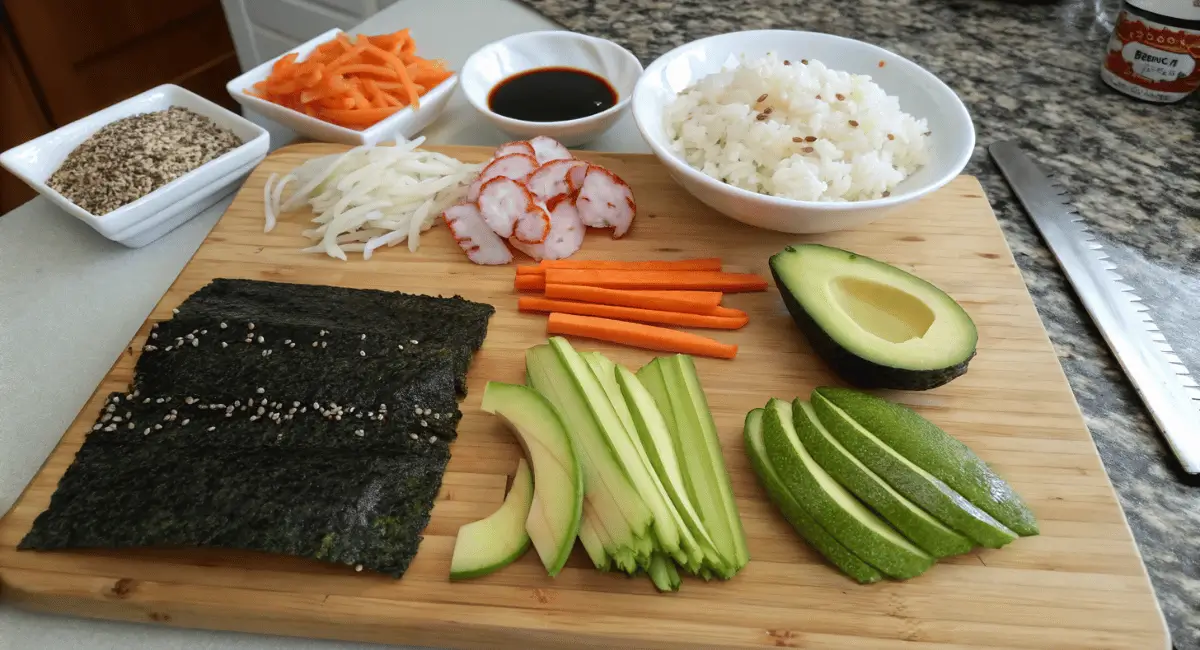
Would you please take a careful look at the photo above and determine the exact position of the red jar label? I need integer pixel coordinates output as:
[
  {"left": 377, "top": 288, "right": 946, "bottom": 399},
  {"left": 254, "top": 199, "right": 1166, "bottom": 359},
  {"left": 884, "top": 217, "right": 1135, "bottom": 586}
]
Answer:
[{"left": 1102, "top": 9, "right": 1200, "bottom": 102}]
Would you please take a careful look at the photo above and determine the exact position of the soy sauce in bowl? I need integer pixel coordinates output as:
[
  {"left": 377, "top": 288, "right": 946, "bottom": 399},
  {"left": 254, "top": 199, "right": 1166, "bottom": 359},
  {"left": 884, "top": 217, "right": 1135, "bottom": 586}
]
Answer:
[{"left": 488, "top": 67, "right": 617, "bottom": 122}]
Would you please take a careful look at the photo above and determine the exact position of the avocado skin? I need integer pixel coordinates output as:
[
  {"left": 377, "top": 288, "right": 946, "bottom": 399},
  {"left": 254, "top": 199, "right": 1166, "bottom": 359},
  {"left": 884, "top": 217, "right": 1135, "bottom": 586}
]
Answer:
[
  {"left": 768, "top": 261, "right": 974, "bottom": 391},
  {"left": 816, "top": 387, "right": 1039, "bottom": 537}
]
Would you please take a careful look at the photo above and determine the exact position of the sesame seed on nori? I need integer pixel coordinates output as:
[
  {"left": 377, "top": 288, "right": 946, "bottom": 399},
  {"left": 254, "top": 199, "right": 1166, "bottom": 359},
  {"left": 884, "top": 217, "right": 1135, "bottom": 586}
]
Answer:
[
  {"left": 136, "top": 316, "right": 467, "bottom": 411},
  {"left": 174, "top": 279, "right": 494, "bottom": 395},
  {"left": 20, "top": 280, "right": 495, "bottom": 577}
]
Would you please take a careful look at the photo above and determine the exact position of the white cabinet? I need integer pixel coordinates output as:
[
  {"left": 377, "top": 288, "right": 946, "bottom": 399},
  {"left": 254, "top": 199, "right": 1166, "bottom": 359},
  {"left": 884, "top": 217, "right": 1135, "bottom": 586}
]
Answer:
[{"left": 221, "top": 0, "right": 399, "bottom": 71}]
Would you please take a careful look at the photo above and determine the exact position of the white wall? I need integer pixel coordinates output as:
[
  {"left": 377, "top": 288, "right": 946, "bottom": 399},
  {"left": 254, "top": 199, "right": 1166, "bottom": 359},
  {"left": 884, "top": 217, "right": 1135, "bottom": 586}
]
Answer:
[{"left": 221, "top": 0, "right": 399, "bottom": 71}]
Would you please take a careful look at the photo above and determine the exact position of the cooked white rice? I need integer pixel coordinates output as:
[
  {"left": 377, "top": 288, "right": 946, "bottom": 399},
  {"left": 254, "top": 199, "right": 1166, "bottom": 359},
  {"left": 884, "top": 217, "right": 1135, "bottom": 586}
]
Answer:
[{"left": 665, "top": 53, "right": 930, "bottom": 202}]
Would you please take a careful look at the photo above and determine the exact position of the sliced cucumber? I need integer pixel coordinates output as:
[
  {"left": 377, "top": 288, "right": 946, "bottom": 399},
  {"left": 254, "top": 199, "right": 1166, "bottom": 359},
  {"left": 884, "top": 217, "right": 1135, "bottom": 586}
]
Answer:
[{"left": 762, "top": 399, "right": 933, "bottom": 580}]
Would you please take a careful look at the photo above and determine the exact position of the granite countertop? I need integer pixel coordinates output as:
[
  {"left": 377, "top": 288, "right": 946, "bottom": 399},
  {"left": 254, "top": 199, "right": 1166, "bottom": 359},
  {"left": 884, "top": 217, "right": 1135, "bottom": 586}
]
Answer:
[{"left": 520, "top": 0, "right": 1200, "bottom": 646}]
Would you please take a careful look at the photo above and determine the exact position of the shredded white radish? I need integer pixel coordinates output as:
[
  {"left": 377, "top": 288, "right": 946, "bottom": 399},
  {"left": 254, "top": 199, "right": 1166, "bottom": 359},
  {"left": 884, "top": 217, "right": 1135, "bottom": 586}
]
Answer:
[
  {"left": 263, "top": 173, "right": 278, "bottom": 233},
  {"left": 268, "top": 137, "right": 482, "bottom": 260}
]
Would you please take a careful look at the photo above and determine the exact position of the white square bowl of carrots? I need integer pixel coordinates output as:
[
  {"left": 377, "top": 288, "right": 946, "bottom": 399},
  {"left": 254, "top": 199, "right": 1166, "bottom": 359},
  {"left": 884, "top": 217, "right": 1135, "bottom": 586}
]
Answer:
[{"left": 226, "top": 28, "right": 458, "bottom": 146}]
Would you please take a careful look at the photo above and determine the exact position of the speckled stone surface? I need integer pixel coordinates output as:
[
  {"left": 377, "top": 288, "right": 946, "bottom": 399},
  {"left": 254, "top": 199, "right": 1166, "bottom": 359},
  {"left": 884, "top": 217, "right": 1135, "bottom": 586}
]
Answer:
[{"left": 520, "top": 0, "right": 1200, "bottom": 646}]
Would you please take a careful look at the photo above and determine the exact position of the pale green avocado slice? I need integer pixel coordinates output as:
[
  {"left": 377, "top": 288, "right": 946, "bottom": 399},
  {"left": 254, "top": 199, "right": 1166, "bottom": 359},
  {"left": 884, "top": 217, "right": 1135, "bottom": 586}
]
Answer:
[
  {"left": 449, "top": 457, "right": 534, "bottom": 581},
  {"left": 743, "top": 408, "right": 883, "bottom": 584},
  {"left": 761, "top": 399, "right": 934, "bottom": 580},
  {"left": 814, "top": 387, "right": 1037, "bottom": 537},
  {"left": 480, "top": 381, "right": 584, "bottom": 576},
  {"left": 769, "top": 244, "right": 977, "bottom": 391},
  {"left": 792, "top": 400, "right": 973, "bottom": 558}
]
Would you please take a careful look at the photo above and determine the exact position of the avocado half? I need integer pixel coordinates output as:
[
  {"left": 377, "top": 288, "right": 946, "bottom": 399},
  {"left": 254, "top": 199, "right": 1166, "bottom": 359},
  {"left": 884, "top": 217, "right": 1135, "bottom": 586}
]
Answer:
[{"left": 769, "top": 244, "right": 977, "bottom": 391}]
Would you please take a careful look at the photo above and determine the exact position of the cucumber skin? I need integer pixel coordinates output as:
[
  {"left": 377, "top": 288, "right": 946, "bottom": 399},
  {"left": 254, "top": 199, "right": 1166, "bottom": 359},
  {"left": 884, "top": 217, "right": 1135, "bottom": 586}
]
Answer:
[
  {"left": 814, "top": 388, "right": 1037, "bottom": 537},
  {"left": 743, "top": 409, "right": 883, "bottom": 584},
  {"left": 791, "top": 400, "right": 973, "bottom": 559},
  {"left": 762, "top": 400, "right": 933, "bottom": 580}
]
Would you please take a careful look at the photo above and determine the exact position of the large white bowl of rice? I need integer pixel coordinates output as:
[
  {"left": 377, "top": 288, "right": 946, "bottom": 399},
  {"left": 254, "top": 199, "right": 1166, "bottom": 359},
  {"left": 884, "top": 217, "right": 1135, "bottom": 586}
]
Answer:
[{"left": 632, "top": 30, "right": 974, "bottom": 233}]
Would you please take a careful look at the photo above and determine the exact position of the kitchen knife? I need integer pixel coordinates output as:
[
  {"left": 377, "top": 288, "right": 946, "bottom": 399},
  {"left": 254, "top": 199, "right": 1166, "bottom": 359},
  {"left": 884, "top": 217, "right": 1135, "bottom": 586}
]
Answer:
[{"left": 989, "top": 141, "right": 1200, "bottom": 474}]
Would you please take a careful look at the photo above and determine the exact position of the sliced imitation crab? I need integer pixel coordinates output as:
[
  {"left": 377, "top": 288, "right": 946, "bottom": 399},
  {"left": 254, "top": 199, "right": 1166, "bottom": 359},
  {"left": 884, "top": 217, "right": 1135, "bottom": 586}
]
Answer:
[
  {"left": 442, "top": 202, "right": 512, "bottom": 265},
  {"left": 576, "top": 166, "right": 636, "bottom": 238},
  {"left": 493, "top": 140, "right": 536, "bottom": 159},
  {"left": 445, "top": 136, "right": 637, "bottom": 264},
  {"left": 477, "top": 177, "right": 551, "bottom": 244},
  {"left": 526, "top": 159, "right": 590, "bottom": 203},
  {"left": 529, "top": 135, "right": 573, "bottom": 165},
  {"left": 509, "top": 194, "right": 586, "bottom": 261},
  {"left": 466, "top": 153, "right": 539, "bottom": 202}
]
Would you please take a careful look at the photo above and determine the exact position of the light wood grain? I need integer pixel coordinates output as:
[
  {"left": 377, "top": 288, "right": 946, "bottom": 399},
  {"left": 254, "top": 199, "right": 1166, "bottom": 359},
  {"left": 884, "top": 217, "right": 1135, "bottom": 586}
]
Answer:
[{"left": 0, "top": 143, "right": 1169, "bottom": 649}]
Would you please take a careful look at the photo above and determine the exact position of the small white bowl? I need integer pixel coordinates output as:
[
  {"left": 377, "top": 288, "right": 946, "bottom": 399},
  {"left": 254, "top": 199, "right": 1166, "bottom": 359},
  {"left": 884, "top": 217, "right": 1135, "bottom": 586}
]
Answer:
[
  {"left": 632, "top": 30, "right": 975, "bottom": 234},
  {"left": 0, "top": 84, "right": 269, "bottom": 248},
  {"left": 461, "top": 31, "right": 643, "bottom": 147},
  {"left": 226, "top": 28, "right": 458, "bottom": 146}
]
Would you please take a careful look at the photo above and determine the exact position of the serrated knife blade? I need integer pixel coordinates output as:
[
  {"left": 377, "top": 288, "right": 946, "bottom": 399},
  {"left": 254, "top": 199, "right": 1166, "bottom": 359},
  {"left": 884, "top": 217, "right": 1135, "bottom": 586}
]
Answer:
[{"left": 989, "top": 141, "right": 1200, "bottom": 474}]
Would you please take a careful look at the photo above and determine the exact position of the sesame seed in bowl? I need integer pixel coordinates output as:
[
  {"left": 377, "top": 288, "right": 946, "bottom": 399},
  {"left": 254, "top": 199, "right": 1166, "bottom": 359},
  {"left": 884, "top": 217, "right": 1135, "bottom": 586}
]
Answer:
[{"left": 0, "top": 84, "right": 269, "bottom": 248}]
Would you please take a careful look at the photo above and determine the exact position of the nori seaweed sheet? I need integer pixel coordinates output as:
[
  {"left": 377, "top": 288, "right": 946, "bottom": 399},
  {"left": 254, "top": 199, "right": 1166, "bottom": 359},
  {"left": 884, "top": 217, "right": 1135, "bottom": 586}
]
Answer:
[
  {"left": 174, "top": 279, "right": 494, "bottom": 394},
  {"left": 19, "top": 439, "right": 448, "bottom": 576},
  {"left": 19, "top": 279, "right": 495, "bottom": 577},
  {"left": 85, "top": 389, "right": 458, "bottom": 450},
  {"left": 136, "top": 316, "right": 464, "bottom": 421}
]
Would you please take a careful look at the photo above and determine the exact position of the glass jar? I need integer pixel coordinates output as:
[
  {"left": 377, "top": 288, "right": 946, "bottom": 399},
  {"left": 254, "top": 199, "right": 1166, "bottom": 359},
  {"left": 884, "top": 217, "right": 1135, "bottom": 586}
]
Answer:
[{"left": 1100, "top": 0, "right": 1200, "bottom": 103}]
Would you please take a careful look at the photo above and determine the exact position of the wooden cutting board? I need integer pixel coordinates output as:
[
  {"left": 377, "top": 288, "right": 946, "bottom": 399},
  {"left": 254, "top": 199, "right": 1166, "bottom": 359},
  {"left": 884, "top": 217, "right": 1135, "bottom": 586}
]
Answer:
[{"left": 0, "top": 144, "right": 1170, "bottom": 649}]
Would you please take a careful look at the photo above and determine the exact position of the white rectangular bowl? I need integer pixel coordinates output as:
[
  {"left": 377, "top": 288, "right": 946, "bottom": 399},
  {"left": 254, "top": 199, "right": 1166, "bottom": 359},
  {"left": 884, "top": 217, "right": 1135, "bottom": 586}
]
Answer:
[
  {"left": 226, "top": 28, "right": 458, "bottom": 146},
  {"left": 0, "top": 84, "right": 270, "bottom": 248}
]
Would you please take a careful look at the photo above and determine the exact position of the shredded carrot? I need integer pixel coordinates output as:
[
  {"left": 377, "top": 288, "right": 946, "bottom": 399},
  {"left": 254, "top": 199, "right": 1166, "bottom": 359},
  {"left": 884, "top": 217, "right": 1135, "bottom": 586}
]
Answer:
[
  {"left": 539, "top": 258, "right": 723, "bottom": 272},
  {"left": 543, "top": 284, "right": 725, "bottom": 314},
  {"left": 520, "top": 297, "right": 748, "bottom": 330},
  {"left": 547, "top": 313, "right": 738, "bottom": 360},
  {"left": 248, "top": 28, "right": 452, "bottom": 130},
  {"left": 320, "top": 106, "right": 404, "bottom": 125},
  {"left": 543, "top": 269, "right": 768, "bottom": 293}
]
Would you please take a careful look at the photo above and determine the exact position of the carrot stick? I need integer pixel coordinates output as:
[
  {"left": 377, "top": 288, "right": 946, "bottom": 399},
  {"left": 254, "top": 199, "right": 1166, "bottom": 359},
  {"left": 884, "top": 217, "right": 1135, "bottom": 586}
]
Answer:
[
  {"left": 520, "top": 297, "right": 748, "bottom": 330},
  {"left": 543, "top": 284, "right": 724, "bottom": 314},
  {"left": 547, "top": 313, "right": 738, "bottom": 360},
  {"left": 708, "top": 305, "right": 749, "bottom": 319},
  {"left": 539, "top": 258, "right": 723, "bottom": 272},
  {"left": 544, "top": 269, "right": 768, "bottom": 293},
  {"left": 516, "top": 265, "right": 543, "bottom": 276},
  {"left": 515, "top": 274, "right": 546, "bottom": 292}
]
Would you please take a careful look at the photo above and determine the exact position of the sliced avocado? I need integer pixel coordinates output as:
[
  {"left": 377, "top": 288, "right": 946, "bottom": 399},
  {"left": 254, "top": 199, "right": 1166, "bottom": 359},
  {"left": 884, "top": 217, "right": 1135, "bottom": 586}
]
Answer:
[
  {"left": 769, "top": 244, "right": 977, "bottom": 391},
  {"left": 792, "top": 400, "right": 973, "bottom": 558},
  {"left": 642, "top": 355, "right": 750, "bottom": 576},
  {"left": 814, "top": 387, "right": 1038, "bottom": 536},
  {"left": 647, "top": 552, "right": 682, "bottom": 592},
  {"left": 761, "top": 399, "right": 934, "bottom": 580},
  {"left": 526, "top": 345, "right": 651, "bottom": 554},
  {"left": 480, "top": 382, "right": 583, "bottom": 576},
  {"left": 449, "top": 457, "right": 534, "bottom": 580},
  {"left": 743, "top": 408, "right": 883, "bottom": 584}
]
